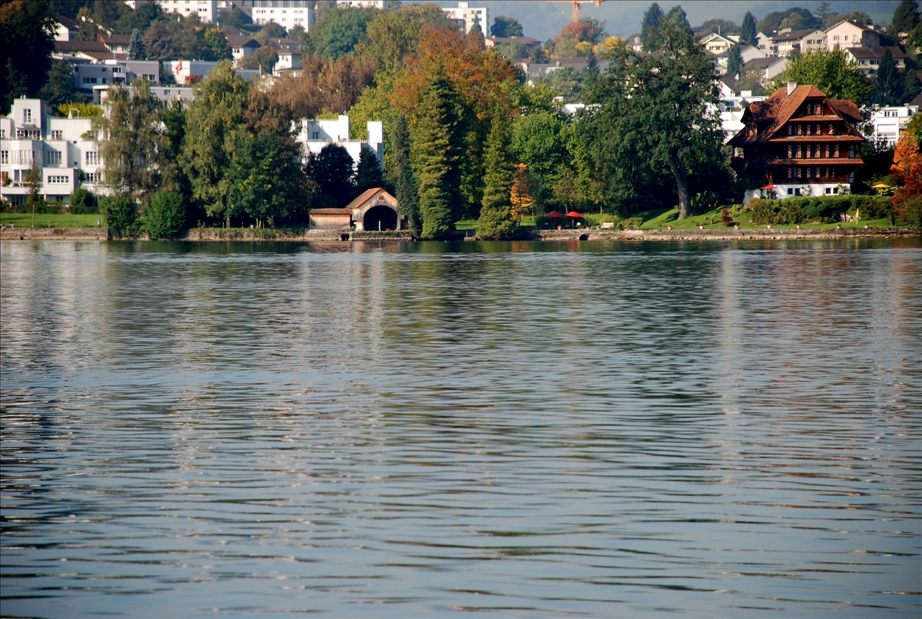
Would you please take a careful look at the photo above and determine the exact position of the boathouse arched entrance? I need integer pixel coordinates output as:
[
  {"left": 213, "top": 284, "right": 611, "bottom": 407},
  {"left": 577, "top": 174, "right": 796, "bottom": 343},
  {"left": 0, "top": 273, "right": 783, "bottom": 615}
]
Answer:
[
  {"left": 363, "top": 204, "right": 398, "bottom": 231},
  {"left": 349, "top": 188, "right": 404, "bottom": 231}
]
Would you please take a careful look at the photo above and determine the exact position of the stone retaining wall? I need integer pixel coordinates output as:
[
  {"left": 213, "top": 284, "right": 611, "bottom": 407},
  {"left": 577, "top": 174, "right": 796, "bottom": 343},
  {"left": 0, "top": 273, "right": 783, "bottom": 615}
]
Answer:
[{"left": 3, "top": 227, "right": 918, "bottom": 242}]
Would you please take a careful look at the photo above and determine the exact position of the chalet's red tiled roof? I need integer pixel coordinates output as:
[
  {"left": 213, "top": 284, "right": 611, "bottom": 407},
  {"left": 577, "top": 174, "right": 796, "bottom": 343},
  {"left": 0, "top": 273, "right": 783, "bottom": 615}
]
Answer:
[
  {"left": 729, "top": 85, "right": 865, "bottom": 147},
  {"left": 828, "top": 99, "right": 862, "bottom": 124}
]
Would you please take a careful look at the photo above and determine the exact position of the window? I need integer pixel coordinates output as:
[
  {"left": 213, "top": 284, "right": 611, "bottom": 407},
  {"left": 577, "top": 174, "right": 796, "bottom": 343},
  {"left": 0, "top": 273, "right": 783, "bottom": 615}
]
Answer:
[
  {"left": 85, "top": 151, "right": 99, "bottom": 166},
  {"left": 1, "top": 129, "right": 5, "bottom": 139},
  {"left": 848, "top": 145, "right": 855, "bottom": 158},
  {"left": 23, "top": 109, "right": 32, "bottom": 123},
  {"left": 51, "top": 130, "right": 63, "bottom": 140},
  {"left": 84, "top": 171, "right": 100, "bottom": 183},
  {"left": 788, "top": 187, "right": 795, "bottom": 195},
  {"left": 833, "top": 35, "right": 840, "bottom": 41},
  {"left": 44, "top": 150, "right": 60, "bottom": 166},
  {"left": 312, "top": 131, "right": 319, "bottom": 139},
  {"left": 48, "top": 175, "right": 68, "bottom": 184},
  {"left": 1, "top": 151, "right": 7, "bottom": 164},
  {"left": 832, "top": 144, "right": 839, "bottom": 157},
  {"left": 83, "top": 77, "right": 98, "bottom": 84}
]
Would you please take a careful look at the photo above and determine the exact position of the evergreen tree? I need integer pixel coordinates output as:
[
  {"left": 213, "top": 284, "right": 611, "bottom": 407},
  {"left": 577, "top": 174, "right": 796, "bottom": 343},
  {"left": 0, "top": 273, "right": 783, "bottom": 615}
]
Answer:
[
  {"left": 491, "top": 15, "right": 523, "bottom": 38},
  {"left": 392, "top": 115, "right": 420, "bottom": 233},
  {"left": 477, "top": 112, "right": 517, "bottom": 239},
  {"left": 128, "top": 28, "right": 146, "bottom": 60},
  {"left": 815, "top": 2, "right": 835, "bottom": 24},
  {"left": 640, "top": 2, "right": 664, "bottom": 52},
  {"left": 740, "top": 11, "right": 757, "bottom": 46},
  {"left": 726, "top": 45, "right": 743, "bottom": 78},
  {"left": 892, "top": 0, "right": 921, "bottom": 34},
  {"left": 353, "top": 146, "right": 384, "bottom": 197},
  {"left": 306, "top": 143, "right": 356, "bottom": 207},
  {"left": 411, "top": 69, "right": 464, "bottom": 238},
  {"left": 37, "top": 62, "right": 77, "bottom": 108},
  {"left": 143, "top": 190, "right": 186, "bottom": 239},
  {"left": 875, "top": 48, "right": 905, "bottom": 106}
]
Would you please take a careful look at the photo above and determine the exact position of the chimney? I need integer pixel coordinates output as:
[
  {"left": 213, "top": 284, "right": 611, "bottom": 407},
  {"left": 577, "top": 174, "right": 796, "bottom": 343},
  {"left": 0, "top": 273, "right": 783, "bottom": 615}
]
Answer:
[{"left": 787, "top": 81, "right": 797, "bottom": 96}]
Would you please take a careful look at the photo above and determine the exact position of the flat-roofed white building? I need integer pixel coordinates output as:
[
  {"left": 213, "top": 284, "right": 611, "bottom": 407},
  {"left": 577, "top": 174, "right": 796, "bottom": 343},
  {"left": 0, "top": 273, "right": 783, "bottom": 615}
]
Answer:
[
  {"left": 252, "top": 0, "right": 314, "bottom": 33},
  {"left": 296, "top": 114, "right": 383, "bottom": 171},
  {"left": 442, "top": 2, "right": 487, "bottom": 35},
  {"left": 0, "top": 98, "right": 105, "bottom": 206},
  {"left": 869, "top": 105, "right": 917, "bottom": 147}
]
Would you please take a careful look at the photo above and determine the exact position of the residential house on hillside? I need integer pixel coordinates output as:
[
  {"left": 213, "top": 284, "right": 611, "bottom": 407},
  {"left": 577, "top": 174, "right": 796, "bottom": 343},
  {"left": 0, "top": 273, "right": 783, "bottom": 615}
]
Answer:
[
  {"left": 729, "top": 83, "right": 865, "bottom": 200},
  {"left": 53, "top": 40, "right": 120, "bottom": 62},
  {"left": 99, "top": 33, "right": 132, "bottom": 54},
  {"left": 626, "top": 33, "right": 643, "bottom": 53},
  {"left": 267, "top": 37, "right": 302, "bottom": 74},
  {"left": 825, "top": 20, "right": 880, "bottom": 51},
  {"left": 519, "top": 58, "right": 590, "bottom": 86},
  {"left": 0, "top": 98, "right": 104, "bottom": 207},
  {"left": 700, "top": 32, "right": 736, "bottom": 55},
  {"left": 73, "top": 59, "right": 160, "bottom": 94},
  {"left": 226, "top": 35, "right": 261, "bottom": 65},
  {"left": 743, "top": 56, "right": 788, "bottom": 81},
  {"left": 754, "top": 31, "right": 772, "bottom": 54},
  {"left": 845, "top": 47, "right": 907, "bottom": 74},
  {"left": 770, "top": 28, "right": 825, "bottom": 57},
  {"left": 55, "top": 16, "right": 78, "bottom": 42}
]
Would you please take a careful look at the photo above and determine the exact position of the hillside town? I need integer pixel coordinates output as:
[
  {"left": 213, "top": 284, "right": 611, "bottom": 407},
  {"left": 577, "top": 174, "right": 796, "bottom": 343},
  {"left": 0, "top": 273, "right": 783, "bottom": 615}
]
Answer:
[{"left": 2, "top": 0, "right": 921, "bottom": 237}]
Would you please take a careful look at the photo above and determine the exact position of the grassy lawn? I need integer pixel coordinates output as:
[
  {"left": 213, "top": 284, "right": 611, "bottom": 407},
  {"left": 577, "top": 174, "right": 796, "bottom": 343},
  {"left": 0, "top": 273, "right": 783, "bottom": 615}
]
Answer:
[{"left": 1, "top": 213, "right": 104, "bottom": 229}]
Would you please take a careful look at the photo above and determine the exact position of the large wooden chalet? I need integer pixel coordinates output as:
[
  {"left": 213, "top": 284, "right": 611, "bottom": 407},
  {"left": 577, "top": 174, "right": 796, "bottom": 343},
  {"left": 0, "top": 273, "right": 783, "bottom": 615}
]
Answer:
[{"left": 729, "top": 83, "right": 865, "bottom": 200}]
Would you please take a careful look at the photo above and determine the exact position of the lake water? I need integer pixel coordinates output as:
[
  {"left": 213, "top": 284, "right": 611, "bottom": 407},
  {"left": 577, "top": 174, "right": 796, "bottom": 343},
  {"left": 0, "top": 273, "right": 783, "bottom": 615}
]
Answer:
[{"left": 1, "top": 239, "right": 920, "bottom": 618}]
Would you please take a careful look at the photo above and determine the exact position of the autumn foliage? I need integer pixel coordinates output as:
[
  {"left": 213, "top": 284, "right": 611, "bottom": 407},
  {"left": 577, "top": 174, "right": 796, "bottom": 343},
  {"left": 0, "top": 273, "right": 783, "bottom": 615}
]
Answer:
[{"left": 890, "top": 132, "right": 922, "bottom": 204}]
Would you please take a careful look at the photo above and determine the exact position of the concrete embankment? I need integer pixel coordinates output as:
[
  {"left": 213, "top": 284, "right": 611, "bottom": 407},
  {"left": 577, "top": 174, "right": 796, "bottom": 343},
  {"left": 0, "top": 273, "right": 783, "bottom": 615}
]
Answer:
[{"left": 2, "top": 227, "right": 918, "bottom": 242}]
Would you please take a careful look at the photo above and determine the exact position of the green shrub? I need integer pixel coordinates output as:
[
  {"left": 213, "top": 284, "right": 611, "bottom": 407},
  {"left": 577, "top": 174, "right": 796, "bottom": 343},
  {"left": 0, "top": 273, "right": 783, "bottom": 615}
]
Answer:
[
  {"left": 101, "top": 195, "right": 140, "bottom": 238},
  {"left": 895, "top": 196, "right": 922, "bottom": 230},
  {"left": 143, "top": 190, "right": 186, "bottom": 240},
  {"left": 69, "top": 188, "right": 97, "bottom": 214},
  {"left": 850, "top": 195, "right": 892, "bottom": 220}
]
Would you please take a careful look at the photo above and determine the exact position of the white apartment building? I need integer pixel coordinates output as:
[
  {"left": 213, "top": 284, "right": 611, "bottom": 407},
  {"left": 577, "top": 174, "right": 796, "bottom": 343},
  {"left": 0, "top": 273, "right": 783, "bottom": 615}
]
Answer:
[
  {"left": 252, "top": 0, "right": 314, "bottom": 33},
  {"left": 868, "top": 106, "right": 917, "bottom": 147},
  {"left": 0, "top": 98, "right": 104, "bottom": 206},
  {"left": 153, "top": 0, "right": 218, "bottom": 23},
  {"left": 337, "top": 0, "right": 385, "bottom": 7},
  {"left": 442, "top": 2, "right": 487, "bottom": 35},
  {"left": 72, "top": 60, "right": 160, "bottom": 93},
  {"left": 296, "top": 115, "right": 383, "bottom": 171}
]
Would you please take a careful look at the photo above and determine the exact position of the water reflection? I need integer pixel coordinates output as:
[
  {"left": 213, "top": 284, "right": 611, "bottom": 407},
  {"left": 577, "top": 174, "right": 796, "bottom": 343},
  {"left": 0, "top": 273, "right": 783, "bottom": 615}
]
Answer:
[{"left": 1, "top": 239, "right": 920, "bottom": 618}]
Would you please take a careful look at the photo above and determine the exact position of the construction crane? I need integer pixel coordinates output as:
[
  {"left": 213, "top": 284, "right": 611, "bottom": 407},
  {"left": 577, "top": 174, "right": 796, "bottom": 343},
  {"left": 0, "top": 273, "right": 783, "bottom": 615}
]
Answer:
[{"left": 562, "top": 0, "right": 603, "bottom": 23}]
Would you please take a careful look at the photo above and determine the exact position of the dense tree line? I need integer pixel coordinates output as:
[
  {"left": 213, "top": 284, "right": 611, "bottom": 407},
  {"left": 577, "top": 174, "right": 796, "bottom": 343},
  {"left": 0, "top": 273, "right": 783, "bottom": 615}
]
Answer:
[{"left": 8, "top": 1, "right": 922, "bottom": 235}]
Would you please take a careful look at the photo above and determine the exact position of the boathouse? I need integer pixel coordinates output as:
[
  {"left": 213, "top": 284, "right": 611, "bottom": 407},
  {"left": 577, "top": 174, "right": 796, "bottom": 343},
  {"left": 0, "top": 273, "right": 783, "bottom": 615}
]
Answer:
[{"left": 308, "top": 188, "right": 405, "bottom": 231}]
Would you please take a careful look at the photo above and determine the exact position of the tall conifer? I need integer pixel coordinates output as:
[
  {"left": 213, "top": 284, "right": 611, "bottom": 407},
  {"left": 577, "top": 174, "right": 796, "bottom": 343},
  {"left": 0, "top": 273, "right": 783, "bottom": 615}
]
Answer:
[
  {"left": 477, "top": 112, "right": 517, "bottom": 240},
  {"left": 740, "top": 11, "right": 757, "bottom": 46},
  {"left": 640, "top": 3, "right": 664, "bottom": 52},
  {"left": 411, "top": 68, "right": 464, "bottom": 238}
]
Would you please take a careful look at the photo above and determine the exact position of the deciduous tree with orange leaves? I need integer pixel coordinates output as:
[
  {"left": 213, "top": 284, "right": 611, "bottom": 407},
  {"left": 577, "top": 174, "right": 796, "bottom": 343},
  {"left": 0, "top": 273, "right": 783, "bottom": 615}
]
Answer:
[{"left": 890, "top": 117, "right": 922, "bottom": 228}]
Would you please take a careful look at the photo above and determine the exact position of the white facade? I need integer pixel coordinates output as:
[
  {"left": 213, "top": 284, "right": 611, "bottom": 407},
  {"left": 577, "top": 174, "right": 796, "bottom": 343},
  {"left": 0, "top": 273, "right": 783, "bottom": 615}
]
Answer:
[
  {"left": 825, "top": 20, "right": 880, "bottom": 51},
  {"left": 442, "top": 2, "right": 488, "bottom": 35},
  {"left": 296, "top": 115, "right": 384, "bottom": 171},
  {"left": 155, "top": 0, "right": 218, "bottom": 23},
  {"left": 252, "top": 0, "right": 314, "bottom": 33},
  {"left": 0, "top": 98, "right": 104, "bottom": 206},
  {"left": 73, "top": 60, "right": 160, "bottom": 92},
  {"left": 868, "top": 106, "right": 918, "bottom": 147},
  {"left": 337, "top": 0, "right": 385, "bottom": 7}
]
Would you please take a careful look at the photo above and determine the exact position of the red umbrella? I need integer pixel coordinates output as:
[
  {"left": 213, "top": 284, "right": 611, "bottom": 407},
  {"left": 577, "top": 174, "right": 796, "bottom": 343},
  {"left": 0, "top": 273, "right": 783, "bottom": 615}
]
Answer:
[
  {"left": 547, "top": 211, "right": 563, "bottom": 218},
  {"left": 565, "top": 211, "right": 582, "bottom": 218},
  {"left": 760, "top": 185, "right": 777, "bottom": 190}
]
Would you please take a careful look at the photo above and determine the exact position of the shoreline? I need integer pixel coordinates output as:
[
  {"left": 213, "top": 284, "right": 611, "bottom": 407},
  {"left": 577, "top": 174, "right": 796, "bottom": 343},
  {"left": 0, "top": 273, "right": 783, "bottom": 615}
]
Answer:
[{"left": 1, "top": 227, "right": 918, "bottom": 242}]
